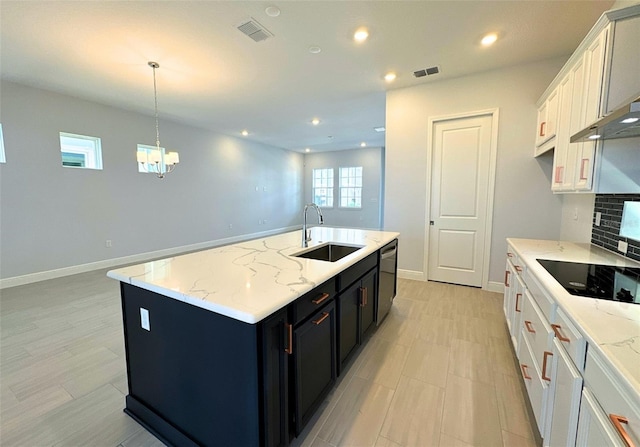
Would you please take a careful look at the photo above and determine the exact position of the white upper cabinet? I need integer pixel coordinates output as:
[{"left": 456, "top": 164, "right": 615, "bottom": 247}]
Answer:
[
  {"left": 536, "top": 87, "right": 560, "bottom": 153},
  {"left": 534, "top": 5, "right": 640, "bottom": 193}
]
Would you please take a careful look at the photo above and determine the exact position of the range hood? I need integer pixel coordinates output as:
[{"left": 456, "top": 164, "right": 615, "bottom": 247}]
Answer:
[{"left": 571, "top": 96, "right": 640, "bottom": 143}]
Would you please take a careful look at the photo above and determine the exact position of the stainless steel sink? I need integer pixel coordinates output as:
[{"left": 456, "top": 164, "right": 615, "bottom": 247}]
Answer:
[{"left": 292, "top": 243, "right": 363, "bottom": 262}]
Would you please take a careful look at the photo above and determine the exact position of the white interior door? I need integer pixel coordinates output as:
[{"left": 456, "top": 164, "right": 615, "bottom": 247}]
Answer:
[{"left": 428, "top": 113, "right": 494, "bottom": 287}]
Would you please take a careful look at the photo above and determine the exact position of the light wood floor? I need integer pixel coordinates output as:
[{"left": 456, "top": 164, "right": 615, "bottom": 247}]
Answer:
[{"left": 1, "top": 272, "right": 537, "bottom": 447}]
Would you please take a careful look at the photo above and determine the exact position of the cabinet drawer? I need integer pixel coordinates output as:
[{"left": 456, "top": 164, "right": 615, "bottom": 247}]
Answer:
[
  {"left": 521, "top": 290, "right": 554, "bottom": 376},
  {"left": 292, "top": 278, "right": 336, "bottom": 326},
  {"left": 519, "top": 334, "right": 549, "bottom": 437},
  {"left": 337, "top": 253, "right": 377, "bottom": 292},
  {"left": 583, "top": 349, "right": 640, "bottom": 446},
  {"left": 577, "top": 388, "right": 628, "bottom": 447},
  {"left": 551, "top": 308, "right": 586, "bottom": 372},
  {"left": 523, "top": 269, "right": 556, "bottom": 322},
  {"left": 506, "top": 247, "right": 526, "bottom": 278}
]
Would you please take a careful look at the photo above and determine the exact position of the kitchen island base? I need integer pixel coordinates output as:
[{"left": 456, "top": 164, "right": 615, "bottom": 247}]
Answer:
[{"left": 120, "top": 283, "right": 270, "bottom": 446}]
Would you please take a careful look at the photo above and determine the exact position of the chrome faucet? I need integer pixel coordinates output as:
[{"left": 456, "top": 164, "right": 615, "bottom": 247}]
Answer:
[{"left": 302, "top": 203, "right": 324, "bottom": 247}]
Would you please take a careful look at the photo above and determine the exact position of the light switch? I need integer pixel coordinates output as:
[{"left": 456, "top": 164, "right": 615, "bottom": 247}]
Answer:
[
  {"left": 595, "top": 212, "right": 601, "bottom": 226},
  {"left": 618, "top": 240, "right": 628, "bottom": 254},
  {"left": 140, "top": 308, "right": 150, "bottom": 331}
]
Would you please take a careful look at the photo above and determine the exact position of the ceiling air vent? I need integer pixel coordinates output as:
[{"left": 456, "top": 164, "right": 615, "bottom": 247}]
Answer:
[
  {"left": 237, "top": 18, "right": 274, "bottom": 42},
  {"left": 414, "top": 66, "right": 440, "bottom": 78}
]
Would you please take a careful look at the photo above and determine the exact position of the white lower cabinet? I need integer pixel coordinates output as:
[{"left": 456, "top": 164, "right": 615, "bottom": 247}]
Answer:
[
  {"left": 545, "top": 338, "right": 583, "bottom": 446},
  {"left": 519, "top": 331, "right": 549, "bottom": 436},
  {"left": 581, "top": 349, "right": 640, "bottom": 446},
  {"left": 576, "top": 388, "right": 627, "bottom": 447},
  {"left": 504, "top": 242, "right": 640, "bottom": 447}
]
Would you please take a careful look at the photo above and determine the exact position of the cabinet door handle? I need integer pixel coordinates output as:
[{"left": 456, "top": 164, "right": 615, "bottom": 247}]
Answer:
[
  {"left": 580, "top": 158, "right": 589, "bottom": 181},
  {"left": 360, "top": 287, "right": 367, "bottom": 307},
  {"left": 542, "top": 351, "right": 553, "bottom": 381},
  {"left": 521, "top": 364, "right": 531, "bottom": 380},
  {"left": 555, "top": 166, "right": 564, "bottom": 183},
  {"left": 284, "top": 323, "right": 293, "bottom": 355},
  {"left": 540, "top": 121, "right": 546, "bottom": 137},
  {"left": 551, "top": 324, "right": 570, "bottom": 342},
  {"left": 364, "top": 287, "right": 368, "bottom": 306},
  {"left": 312, "top": 312, "right": 330, "bottom": 325},
  {"left": 609, "top": 414, "right": 635, "bottom": 447},
  {"left": 505, "top": 270, "right": 511, "bottom": 287},
  {"left": 525, "top": 320, "right": 536, "bottom": 333},
  {"left": 515, "top": 293, "right": 522, "bottom": 312},
  {"left": 312, "top": 292, "right": 330, "bottom": 305}
]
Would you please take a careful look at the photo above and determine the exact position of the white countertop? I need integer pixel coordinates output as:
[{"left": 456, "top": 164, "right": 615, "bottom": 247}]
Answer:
[
  {"left": 507, "top": 238, "right": 640, "bottom": 401},
  {"left": 108, "top": 227, "right": 399, "bottom": 324}
]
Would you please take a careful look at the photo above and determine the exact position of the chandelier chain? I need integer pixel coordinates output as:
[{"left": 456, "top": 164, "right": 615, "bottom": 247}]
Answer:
[{"left": 151, "top": 64, "right": 160, "bottom": 151}]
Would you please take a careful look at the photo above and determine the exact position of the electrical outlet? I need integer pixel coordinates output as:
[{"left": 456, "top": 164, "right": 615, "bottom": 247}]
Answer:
[
  {"left": 618, "top": 240, "right": 628, "bottom": 254},
  {"left": 140, "top": 308, "right": 150, "bottom": 331},
  {"left": 105, "top": 240, "right": 112, "bottom": 248},
  {"left": 573, "top": 208, "right": 578, "bottom": 221},
  {"left": 228, "top": 223, "right": 233, "bottom": 229},
  {"left": 595, "top": 212, "right": 602, "bottom": 226}
]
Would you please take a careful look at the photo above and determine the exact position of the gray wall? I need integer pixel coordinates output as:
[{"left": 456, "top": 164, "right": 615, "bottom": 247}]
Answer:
[
  {"left": 303, "top": 147, "right": 383, "bottom": 229},
  {"left": 385, "top": 57, "right": 567, "bottom": 284},
  {"left": 0, "top": 81, "right": 304, "bottom": 279}
]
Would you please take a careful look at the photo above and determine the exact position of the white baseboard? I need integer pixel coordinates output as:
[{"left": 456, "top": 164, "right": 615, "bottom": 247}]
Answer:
[
  {"left": 485, "top": 281, "right": 504, "bottom": 294},
  {"left": 397, "top": 269, "right": 425, "bottom": 281},
  {"left": 396, "top": 271, "right": 505, "bottom": 294},
  {"left": 0, "top": 226, "right": 300, "bottom": 289}
]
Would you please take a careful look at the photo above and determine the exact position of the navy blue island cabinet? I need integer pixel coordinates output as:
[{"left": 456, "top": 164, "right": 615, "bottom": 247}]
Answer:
[{"left": 118, "top": 248, "right": 392, "bottom": 447}]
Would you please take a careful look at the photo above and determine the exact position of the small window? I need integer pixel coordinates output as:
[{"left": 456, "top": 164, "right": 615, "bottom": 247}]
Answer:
[
  {"left": 0, "top": 123, "right": 5, "bottom": 163},
  {"left": 136, "top": 144, "right": 167, "bottom": 173},
  {"left": 312, "top": 168, "right": 334, "bottom": 208},
  {"left": 60, "top": 132, "right": 102, "bottom": 169},
  {"left": 339, "top": 166, "right": 363, "bottom": 208}
]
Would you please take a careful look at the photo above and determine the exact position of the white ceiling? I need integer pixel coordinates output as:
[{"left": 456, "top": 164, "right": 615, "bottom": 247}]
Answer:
[{"left": 0, "top": 1, "right": 614, "bottom": 152}]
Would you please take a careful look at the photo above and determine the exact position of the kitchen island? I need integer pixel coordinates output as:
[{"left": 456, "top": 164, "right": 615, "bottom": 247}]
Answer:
[{"left": 107, "top": 227, "right": 399, "bottom": 447}]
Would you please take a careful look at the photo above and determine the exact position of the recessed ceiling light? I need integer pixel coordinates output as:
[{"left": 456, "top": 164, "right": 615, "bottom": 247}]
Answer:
[
  {"left": 311, "top": 118, "right": 320, "bottom": 126},
  {"left": 360, "top": 142, "right": 367, "bottom": 147},
  {"left": 354, "top": 28, "right": 369, "bottom": 42},
  {"left": 265, "top": 6, "right": 280, "bottom": 17},
  {"left": 588, "top": 134, "right": 601, "bottom": 140},
  {"left": 481, "top": 33, "right": 498, "bottom": 46},
  {"left": 241, "top": 130, "right": 249, "bottom": 136},
  {"left": 305, "top": 148, "right": 311, "bottom": 153},
  {"left": 621, "top": 117, "right": 639, "bottom": 124},
  {"left": 374, "top": 126, "right": 386, "bottom": 132},
  {"left": 309, "top": 46, "right": 322, "bottom": 54},
  {"left": 384, "top": 72, "right": 396, "bottom": 82}
]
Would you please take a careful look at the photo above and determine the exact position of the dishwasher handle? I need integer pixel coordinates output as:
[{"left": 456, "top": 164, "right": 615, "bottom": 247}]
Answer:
[{"left": 381, "top": 247, "right": 397, "bottom": 260}]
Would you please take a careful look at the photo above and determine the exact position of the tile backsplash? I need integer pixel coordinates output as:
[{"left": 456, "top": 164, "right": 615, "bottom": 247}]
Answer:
[{"left": 592, "top": 194, "right": 640, "bottom": 262}]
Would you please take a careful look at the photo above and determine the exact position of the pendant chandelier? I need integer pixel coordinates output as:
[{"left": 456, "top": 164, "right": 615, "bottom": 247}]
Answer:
[{"left": 136, "top": 61, "right": 179, "bottom": 178}]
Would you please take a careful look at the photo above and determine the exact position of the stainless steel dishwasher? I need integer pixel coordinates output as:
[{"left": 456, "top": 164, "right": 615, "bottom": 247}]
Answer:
[{"left": 377, "top": 239, "right": 398, "bottom": 325}]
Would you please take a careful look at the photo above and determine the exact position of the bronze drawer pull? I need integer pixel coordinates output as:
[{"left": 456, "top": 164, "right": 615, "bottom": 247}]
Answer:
[
  {"left": 359, "top": 287, "right": 368, "bottom": 307},
  {"left": 521, "top": 364, "right": 531, "bottom": 380},
  {"left": 542, "top": 351, "right": 553, "bottom": 381},
  {"left": 284, "top": 323, "right": 293, "bottom": 355},
  {"left": 505, "top": 270, "right": 511, "bottom": 287},
  {"left": 515, "top": 293, "right": 522, "bottom": 312},
  {"left": 312, "top": 312, "right": 330, "bottom": 325},
  {"left": 312, "top": 292, "right": 330, "bottom": 305},
  {"left": 609, "top": 414, "right": 635, "bottom": 447},
  {"left": 515, "top": 265, "right": 522, "bottom": 273},
  {"left": 551, "top": 324, "right": 570, "bottom": 342},
  {"left": 525, "top": 320, "right": 536, "bottom": 333}
]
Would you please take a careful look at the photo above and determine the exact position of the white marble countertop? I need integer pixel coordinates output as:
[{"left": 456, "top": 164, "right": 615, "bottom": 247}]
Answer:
[
  {"left": 108, "top": 227, "right": 399, "bottom": 324},
  {"left": 507, "top": 238, "right": 640, "bottom": 402}
]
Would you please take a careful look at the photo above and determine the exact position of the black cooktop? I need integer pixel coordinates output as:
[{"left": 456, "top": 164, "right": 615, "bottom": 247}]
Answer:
[{"left": 537, "top": 259, "right": 640, "bottom": 304}]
